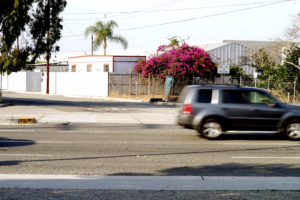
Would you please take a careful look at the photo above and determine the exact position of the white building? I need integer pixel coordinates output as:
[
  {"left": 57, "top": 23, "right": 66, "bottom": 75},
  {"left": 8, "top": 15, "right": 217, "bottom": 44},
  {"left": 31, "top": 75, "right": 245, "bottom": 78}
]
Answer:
[{"left": 68, "top": 55, "right": 146, "bottom": 73}]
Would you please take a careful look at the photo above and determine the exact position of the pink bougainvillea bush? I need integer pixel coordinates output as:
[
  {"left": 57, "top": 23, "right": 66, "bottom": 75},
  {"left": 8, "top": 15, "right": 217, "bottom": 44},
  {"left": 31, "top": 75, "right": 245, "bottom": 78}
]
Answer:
[{"left": 134, "top": 43, "right": 217, "bottom": 80}]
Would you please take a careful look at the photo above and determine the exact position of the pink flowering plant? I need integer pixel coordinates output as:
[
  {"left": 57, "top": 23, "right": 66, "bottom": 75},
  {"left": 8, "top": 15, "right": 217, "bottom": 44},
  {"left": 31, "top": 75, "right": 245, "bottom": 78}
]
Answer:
[{"left": 134, "top": 43, "right": 217, "bottom": 80}]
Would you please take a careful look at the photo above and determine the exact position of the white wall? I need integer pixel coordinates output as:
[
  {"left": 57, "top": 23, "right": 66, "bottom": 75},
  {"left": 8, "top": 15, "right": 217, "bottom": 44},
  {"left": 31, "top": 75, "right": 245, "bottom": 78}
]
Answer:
[
  {"left": 1, "top": 72, "right": 41, "bottom": 92},
  {"left": 26, "top": 72, "right": 42, "bottom": 92},
  {"left": 42, "top": 72, "right": 109, "bottom": 97},
  {"left": 6, "top": 72, "right": 27, "bottom": 91}
]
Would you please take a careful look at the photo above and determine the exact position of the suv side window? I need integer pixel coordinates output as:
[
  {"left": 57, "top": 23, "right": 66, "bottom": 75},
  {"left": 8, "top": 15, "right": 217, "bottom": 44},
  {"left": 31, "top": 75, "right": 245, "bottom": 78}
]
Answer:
[
  {"left": 222, "top": 90, "right": 250, "bottom": 104},
  {"left": 249, "top": 91, "right": 276, "bottom": 106},
  {"left": 196, "top": 89, "right": 212, "bottom": 103}
]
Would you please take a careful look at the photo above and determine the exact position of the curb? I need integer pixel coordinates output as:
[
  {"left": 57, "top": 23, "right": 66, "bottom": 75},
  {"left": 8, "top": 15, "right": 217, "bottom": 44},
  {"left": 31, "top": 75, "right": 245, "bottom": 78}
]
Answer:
[
  {"left": 151, "top": 101, "right": 178, "bottom": 106},
  {"left": 18, "top": 118, "right": 37, "bottom": 124},
  {"left": 0, "top": 104, "right": 8, "bottom": 108},
  {"left": 0, "top": 117, "right": 37, "bottom": 125},
  {"left": 1, "top": 175, "right": 300, "bottom": 190}
]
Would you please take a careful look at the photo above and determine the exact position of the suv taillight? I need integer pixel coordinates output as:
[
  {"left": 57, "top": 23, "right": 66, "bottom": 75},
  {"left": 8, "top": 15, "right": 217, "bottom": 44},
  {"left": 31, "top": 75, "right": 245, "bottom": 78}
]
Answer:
[{"left": 183, "top": 104, "right": 192, "bottom": 115}]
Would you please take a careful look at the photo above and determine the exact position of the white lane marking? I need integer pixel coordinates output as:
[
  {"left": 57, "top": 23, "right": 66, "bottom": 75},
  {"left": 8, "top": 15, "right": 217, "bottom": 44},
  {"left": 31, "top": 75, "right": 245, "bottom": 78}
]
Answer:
[
  {"left": 223, "top": 143, "right": 299, "bottom": 146},
  {"left": 0, "top": 154, "right": 53, "bottom": 157},
  {"left": 38, "top": 141, "right": 73, "bottom": 144},
  {"left": 0, "top": 129, "right": 34, "bottom": 132},
  {"left": 232, "top": 156, "right": 300, "bottom": 159},
  {"left": 0, "top": 140, "right": 72, "bottom": 144}
]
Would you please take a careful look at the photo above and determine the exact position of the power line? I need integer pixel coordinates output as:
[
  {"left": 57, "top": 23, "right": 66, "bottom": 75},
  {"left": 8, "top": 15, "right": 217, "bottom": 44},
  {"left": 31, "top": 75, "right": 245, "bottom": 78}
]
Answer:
[
  {"left": 62, "top": 0, "right": 283, "bottom": 16},
  {"left": 63, "top": 22, "right": 85, "bottom": 40},
  {"left": 61, "top": 0, "right": 292, "bottom": 38},
  {"left": 109, "top": 0, "right": 186, "bottom": 20},
  {"left": 118, "top": 0, "right": 292, "bottom": 32}
]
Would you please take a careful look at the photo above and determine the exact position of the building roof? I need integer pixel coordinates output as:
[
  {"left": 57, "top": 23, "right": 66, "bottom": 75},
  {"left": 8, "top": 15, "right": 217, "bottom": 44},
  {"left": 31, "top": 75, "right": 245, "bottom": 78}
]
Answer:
[
  {"left": 198, "top": 40, "right": 286, "bottom": 52},
  {"left": 68, "top": 55, "right": 146, "bottom": 59}
]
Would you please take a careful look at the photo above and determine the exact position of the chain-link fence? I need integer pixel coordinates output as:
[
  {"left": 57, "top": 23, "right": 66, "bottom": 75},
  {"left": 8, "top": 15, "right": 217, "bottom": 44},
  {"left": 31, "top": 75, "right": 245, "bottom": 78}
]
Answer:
[
  {"left": 109, "top": 73, "right": 165, "bottom": 97},
  {"left": 108, "top": 73, "right": 215, "bottom": 98},
  {"left": 109, "top": 73, "right": 300, "bottom": 103},
  {"left": 230, "top": 76, "right": 300, "bottom": 104}
]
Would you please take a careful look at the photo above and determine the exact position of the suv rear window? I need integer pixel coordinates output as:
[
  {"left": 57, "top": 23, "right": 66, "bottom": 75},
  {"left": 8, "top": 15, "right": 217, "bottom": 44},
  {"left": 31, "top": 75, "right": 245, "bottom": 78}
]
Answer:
[{"left": 196, "top": 89, "right": 212, "bottom": 103}]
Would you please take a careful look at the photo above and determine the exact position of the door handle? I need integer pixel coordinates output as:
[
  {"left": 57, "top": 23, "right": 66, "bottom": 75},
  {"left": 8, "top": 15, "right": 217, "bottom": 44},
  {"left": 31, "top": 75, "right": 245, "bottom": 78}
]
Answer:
[{"left": 220, "top": 107, "right": 229, "bottom": 110}]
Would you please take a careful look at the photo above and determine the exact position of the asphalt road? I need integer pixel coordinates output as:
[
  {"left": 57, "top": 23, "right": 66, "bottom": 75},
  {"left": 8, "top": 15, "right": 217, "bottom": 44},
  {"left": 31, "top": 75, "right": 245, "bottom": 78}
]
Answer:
[
  {"left": 1, "top": 122, "right": 300, "bottom": 176},
  {"left": 1, "top": 92, "right": 300, "bottom": 199}
]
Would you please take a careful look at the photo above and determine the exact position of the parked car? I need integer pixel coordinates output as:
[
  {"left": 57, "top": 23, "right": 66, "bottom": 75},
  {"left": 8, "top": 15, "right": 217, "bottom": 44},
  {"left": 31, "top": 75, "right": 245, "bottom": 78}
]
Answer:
[{"left": 177, "top": 85, "right": 300, "bottom": 140}]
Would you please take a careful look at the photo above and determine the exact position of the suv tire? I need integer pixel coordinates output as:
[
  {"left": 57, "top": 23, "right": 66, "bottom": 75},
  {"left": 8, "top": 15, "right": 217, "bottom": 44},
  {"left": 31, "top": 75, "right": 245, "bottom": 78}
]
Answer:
[
  {"left": 200, "top": 118, "right": 223, "bottom": 139},
  {"left": 284, "top": 119, "right": 300, "bottom": 140}
]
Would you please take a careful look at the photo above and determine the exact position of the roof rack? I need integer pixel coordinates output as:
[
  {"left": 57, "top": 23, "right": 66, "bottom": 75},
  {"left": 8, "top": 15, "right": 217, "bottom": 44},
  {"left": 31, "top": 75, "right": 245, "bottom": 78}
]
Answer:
[{"left": 197, "top": 84, "right": 240, "bottom": 87}]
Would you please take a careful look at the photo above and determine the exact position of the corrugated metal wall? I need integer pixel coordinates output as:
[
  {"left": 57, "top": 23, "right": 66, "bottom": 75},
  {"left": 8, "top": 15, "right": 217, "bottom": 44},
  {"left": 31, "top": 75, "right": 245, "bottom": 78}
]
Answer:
[
  {"left": 207, "top": 43, "right": 255, "bottom": 75},
  {"left": 113, "top": 56, "right": 146, "bottom": 73},
  {"left": 114, "top": 62, "right": 137, "bottom": 73},
  {"left": 208, "top": 43, "right": 248, "bottom": 66}
]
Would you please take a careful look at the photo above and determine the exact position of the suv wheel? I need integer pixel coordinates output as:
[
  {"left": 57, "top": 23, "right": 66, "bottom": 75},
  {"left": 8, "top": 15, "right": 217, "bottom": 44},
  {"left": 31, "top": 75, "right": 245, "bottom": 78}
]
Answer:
[
  {"left": 200, "top": 119, "right": 223, "bottom": 139},
  {"left": 285, "top": 119, "right": 300, "bottom": 140}
]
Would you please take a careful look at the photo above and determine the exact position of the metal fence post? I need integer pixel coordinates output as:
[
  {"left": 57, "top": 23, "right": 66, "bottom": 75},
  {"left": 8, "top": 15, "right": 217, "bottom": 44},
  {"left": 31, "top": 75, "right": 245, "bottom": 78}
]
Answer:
[
  {"left": 239, "top": 75, "right": 242, "bottom": 86},
  {"left": 148, "top": 76, "right": 151, "bottom": 96},
  {"left": 129, "top": 73, "right": 132, "bottom": 95},
  {"left": 120, "top": 74, "right": 122, "bottom": 96},
  {"left": 293, "top": 77, "right": 297, "bottom": 104},
  {"left": 154, "top": 77, "right": 156, "bottom": 97},
  {"left": 138, "top": 74, "right": 141, "bottom": 96},
  {"left": 267, "top": 76, "right": 270, "bottom": 91}
]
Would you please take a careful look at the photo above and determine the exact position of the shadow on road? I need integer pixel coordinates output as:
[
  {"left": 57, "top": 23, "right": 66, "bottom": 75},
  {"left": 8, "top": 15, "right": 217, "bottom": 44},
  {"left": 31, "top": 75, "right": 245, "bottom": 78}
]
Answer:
[
  {"left": 0, "top": 137, "right": 35, "bottom": 148},
  {"left": 1, "top": 96, "right": 174, "bottom": 109},
  {"left": 111, "top": 163, "right": 300, "bottom": 176},
  {"left": 197, "top": 133, "right": 288, "bottom": 141}
]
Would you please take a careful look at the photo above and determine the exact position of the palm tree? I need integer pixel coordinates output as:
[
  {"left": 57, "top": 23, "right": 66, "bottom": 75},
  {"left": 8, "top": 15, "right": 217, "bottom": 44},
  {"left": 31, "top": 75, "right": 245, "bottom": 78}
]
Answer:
[{"left": 84, "top": 20, "right": 128, "bottom": 55}]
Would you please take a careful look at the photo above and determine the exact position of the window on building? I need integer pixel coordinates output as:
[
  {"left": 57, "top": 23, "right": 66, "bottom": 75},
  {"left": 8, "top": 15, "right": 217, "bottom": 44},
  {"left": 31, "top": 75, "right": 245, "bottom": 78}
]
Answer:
[
  {"left": 87, "top": 64, "right": 92, "bottom": 72},
  {"left": 72, "top": 65, "right": 76, "bottom": 72},
  {"left": 104, "top": 64, "right": 109, "bottom": 72}
]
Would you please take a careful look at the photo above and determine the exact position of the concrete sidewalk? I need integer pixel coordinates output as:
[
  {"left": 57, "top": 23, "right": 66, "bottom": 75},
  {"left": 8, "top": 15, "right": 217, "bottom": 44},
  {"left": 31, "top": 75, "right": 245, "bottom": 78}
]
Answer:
[
  {"left": 1, "top": 175, "right": 300, "bottom": 190},
  {"left": 0, "top": 91, "right": 178, "bottom": 125}
]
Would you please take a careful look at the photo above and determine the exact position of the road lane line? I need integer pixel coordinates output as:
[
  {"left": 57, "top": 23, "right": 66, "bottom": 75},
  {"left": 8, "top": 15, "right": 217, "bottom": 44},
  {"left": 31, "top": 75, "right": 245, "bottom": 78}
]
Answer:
[
  {"left": 0, "top": 129, "right": 35, "bottom": 132},
  {"left": 37, "top": 141, "right": 73, "bottom": 144},
  {"left": 232, "top": 156, "right": 300, "bottom": 159},
  {"left": 0, "top": 154, "right": 53, "bottom": 157},
  {"left": 130, "top": 114, "right": 143, "bottom": 124},
  {"left": 223, "top": 143, "right": 300, "bottom": 146}
]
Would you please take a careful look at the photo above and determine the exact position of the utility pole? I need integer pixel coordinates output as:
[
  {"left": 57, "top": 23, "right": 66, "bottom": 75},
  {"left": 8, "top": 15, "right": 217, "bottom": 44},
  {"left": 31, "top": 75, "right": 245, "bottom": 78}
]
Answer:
[
  {"left": 91, "top": 35, "right": 93, "bottom": 55},
  {"left": 46, "top": 0, "right": 50, "bottom": 94},
  {"left": 46, "top": 30, "right": 50, "bottom": 94},
  {"left": 17, "top": 37, "right": 19, "bottom": 57}
]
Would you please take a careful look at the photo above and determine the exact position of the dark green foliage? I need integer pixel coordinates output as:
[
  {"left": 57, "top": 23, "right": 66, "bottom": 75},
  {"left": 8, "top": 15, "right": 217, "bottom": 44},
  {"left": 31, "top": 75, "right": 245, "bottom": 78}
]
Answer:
[
  {"left": 252, "top": 48, "right": 275, "bottom": 73},
  {"left": 0, "top": 0, "right": 67, "bottom": 74},
  {"left": 30, "top": 0, "right": 67, "bottom": 62},
  {"left": 0, "top": 48, "right": 30, "bottom": 74},
  {"left": 252, "top": 44, "right": 300, "bottom": 92},
  {"left": 229, "top": 65, "right": 253, "bottom": 85}
]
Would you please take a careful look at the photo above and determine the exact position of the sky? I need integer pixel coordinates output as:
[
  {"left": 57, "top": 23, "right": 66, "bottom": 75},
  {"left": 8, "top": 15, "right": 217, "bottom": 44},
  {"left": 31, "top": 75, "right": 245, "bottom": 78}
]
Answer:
[{"left": 56, "top": 0, "right": 300, "bottom": 58}]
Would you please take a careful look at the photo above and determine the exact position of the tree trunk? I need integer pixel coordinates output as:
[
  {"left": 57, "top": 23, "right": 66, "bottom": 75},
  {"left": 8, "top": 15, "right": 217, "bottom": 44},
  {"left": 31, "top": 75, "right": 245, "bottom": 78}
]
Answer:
[
  {"left": 0, "top": 72, "right": 2, "bottom": 103},
  {"left": 103, "top": 39, "right": 107, "bottom": 55}
]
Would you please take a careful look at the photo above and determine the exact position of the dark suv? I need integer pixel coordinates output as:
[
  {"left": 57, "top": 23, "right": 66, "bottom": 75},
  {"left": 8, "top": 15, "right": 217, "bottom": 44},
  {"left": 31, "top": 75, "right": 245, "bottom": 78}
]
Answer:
[{"left": 177, "top": 85, "right": 300, "bottom": 140}]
